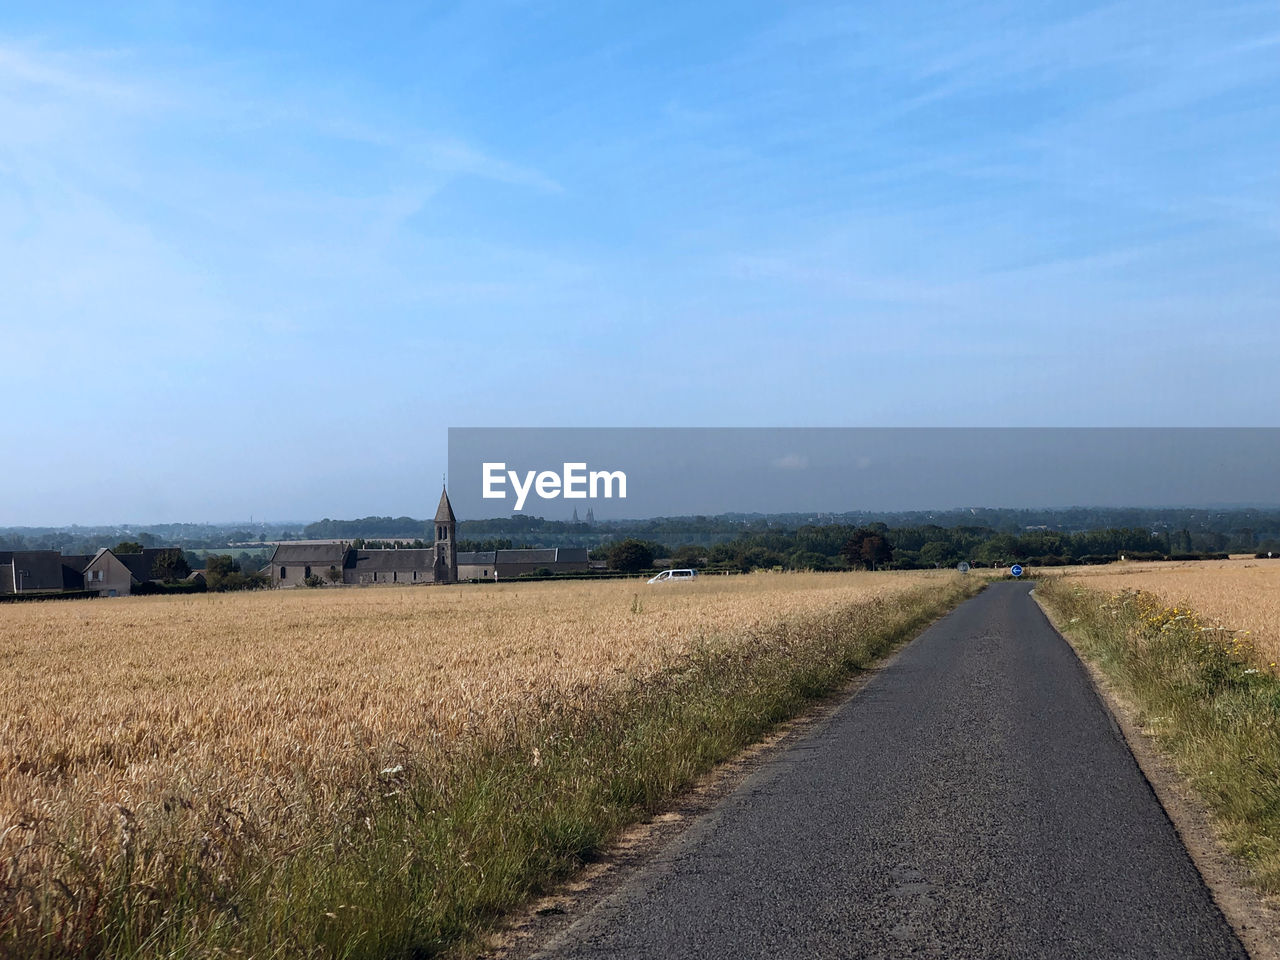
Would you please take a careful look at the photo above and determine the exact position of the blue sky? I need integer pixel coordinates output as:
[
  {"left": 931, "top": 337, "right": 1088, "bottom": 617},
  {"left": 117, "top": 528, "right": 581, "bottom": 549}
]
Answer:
[{"left": 3, "top": 1, "right": 1278, "bottom": 523}]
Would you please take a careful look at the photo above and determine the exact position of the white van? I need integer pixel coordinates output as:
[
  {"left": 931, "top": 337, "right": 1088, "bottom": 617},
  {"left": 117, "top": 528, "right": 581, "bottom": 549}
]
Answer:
[{"left": 647, "top": 568, "right": 699, "bottom": 584}]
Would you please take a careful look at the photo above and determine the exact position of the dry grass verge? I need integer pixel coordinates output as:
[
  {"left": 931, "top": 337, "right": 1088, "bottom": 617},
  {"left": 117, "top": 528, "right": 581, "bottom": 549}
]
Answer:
[{"left": 1037, "top": 578, "right": 1280, "bottom": 898}]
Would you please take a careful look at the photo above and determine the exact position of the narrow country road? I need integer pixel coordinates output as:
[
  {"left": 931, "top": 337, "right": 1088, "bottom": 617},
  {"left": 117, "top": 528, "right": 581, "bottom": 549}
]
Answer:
[{"left": 531, "top": 582, "right": 1247, "bottom": 959}]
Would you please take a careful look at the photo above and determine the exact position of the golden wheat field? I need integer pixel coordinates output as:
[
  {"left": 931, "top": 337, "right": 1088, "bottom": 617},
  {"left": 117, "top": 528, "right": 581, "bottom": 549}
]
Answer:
[
  {"left": 1060, "top": 558, "right": 1280, "bottom": 666},
  {"left": 1, "top": 568, "right": 954, "bottom": 949}
]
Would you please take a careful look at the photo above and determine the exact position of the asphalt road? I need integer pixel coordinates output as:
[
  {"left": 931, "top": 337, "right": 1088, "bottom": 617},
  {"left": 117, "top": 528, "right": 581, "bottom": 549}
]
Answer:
[{"left": 531, "top": 582, "right": 1247, "bottom": 960}]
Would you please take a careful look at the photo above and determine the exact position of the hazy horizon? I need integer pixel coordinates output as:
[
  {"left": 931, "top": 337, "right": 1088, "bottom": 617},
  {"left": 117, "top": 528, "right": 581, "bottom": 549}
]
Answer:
[{"left": 10, "top": 502, "right": 1280, "bottom": 533}]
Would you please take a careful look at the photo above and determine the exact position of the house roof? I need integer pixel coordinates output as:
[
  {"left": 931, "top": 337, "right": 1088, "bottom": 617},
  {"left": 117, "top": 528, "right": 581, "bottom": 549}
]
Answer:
[
  {"left": 61, "top": 556, "right": 92, "bottom": 589},
  {"left": 457, "top": 551, "right": 496, "bottom": 566},
  {"left": 6, "top": 551, "right": 68, "bottom": 591},
  {"left": 434, "top": 487, "right": 456, "bottom": 523},
  {"left": 87, "top": 547, "right": 121, "bottom": 567},
  {"left": 353, "top": 549, "right": 436, "bottom": 572},
  {"left": 269, "top": 544, "right": 351, "bottom": 565},
  {"left": 496, "top": 548, "right": 558, "bottom": 564},
  {"left": 116, "top": 548, "right": 179, "bottom": 582},
  {"left": 492, "top": 548, "right": 590, "bottom": 565}
]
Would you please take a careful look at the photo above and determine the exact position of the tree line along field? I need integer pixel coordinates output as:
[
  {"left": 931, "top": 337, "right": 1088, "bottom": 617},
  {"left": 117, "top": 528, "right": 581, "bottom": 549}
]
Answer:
[
  {"left": 0, "top": 569, "right": 977, "bottom": 958},
  {"left": 1057, "top": 557, "right": 1280, "bottom": 668}
]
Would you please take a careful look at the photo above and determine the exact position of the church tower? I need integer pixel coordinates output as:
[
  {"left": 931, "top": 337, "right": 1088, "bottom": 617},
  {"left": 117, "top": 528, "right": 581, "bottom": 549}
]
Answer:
[{"left": 433, "top": 486, "right": 457, "bottom": 583}]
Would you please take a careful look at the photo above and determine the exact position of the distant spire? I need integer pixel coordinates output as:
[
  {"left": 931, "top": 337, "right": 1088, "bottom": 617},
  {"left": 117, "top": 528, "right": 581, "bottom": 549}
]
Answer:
[{"left": 434, "top": 485, "right": 456, "bottom": 523}]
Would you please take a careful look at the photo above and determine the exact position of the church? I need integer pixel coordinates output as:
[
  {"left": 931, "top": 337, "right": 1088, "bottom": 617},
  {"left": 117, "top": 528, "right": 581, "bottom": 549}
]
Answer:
[{"left": 269, "top": 487, "right": 458, "bottom": 587}]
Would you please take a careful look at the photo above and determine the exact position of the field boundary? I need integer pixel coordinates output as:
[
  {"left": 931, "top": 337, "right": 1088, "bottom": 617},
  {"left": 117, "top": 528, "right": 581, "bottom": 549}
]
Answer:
[
  {"left": 1031, "top": 587, "right": 1280, "bottom": 960},
  {"left": 486, "top": 588, "right": 982, "bottom": 960}
]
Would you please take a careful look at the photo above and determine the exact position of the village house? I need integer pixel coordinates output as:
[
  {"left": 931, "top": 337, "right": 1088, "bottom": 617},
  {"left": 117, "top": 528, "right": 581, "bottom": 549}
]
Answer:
[
  {"left": 0, "top": 547, "right": 186, "bottom": 597},
  {"left": 82, "top": 549, "right": 135, "bottom": 596}
]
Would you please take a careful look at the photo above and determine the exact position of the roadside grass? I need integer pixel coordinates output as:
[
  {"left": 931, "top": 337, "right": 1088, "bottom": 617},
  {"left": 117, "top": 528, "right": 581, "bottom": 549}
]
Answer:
[
  {"left": 4, "top": 577, "right": 979, "bottom": 960},
  {"left": 1036, "top": 578, "right": 1280, "bottom": 896}
]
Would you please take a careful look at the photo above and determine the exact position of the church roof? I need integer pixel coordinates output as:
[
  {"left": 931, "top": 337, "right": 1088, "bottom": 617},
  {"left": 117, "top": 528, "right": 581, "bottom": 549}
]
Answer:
[
  {"left": 434, "top": 487, "right": 456, "bottom": 523},
  {"left": 269, "top": 543, "right": 351, "bottom": 565},
  {"left": 352, "top": 549, "right": 435, "bottom": 572}
]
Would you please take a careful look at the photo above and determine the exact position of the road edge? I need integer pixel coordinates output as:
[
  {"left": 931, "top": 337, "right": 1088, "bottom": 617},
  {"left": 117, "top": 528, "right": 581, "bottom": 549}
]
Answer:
[
  {"left": 1031, "top": 587, "right": 1280, "bottom": 960},
  {"left": 478, "top": 590, "right": 981, "bottom": 959}
]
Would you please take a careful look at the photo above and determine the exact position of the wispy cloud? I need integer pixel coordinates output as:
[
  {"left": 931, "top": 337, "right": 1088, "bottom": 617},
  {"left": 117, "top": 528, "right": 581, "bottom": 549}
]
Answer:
[
  {"left": 772, "top": 453, "right": 809, "bottom": 470},
  {"left": 0, "top": 42, "right": 149, "bottom": 105},
  {"left": 0, "top": 35, "right": 573, "bottom": 348},
  {"left": 412, "top": 138, "right": 563, "bottom": 193}
]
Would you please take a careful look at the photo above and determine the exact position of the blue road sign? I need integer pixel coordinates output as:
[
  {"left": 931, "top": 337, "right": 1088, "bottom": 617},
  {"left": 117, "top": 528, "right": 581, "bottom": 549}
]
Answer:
[{"left": 1010, "top": 564, "right": 1024, "bottom": 577}]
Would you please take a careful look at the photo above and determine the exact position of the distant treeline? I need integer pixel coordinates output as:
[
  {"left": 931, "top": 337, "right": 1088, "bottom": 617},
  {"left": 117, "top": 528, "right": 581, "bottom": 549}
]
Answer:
[
  {"left": 9, "top": 507, "right": 1280, "bottom": 569},
  {"left": 0, "top": 522, "right": 304, "bottom": 555},
  {"left": 301, "top": 507, "right": 1280, "bottom": 556},
  {"left": 657, "top": 524, "right": 1239, "bottom": 574},
  {"left": 303, "top": 516, "right": 431, "bottom": 541}
]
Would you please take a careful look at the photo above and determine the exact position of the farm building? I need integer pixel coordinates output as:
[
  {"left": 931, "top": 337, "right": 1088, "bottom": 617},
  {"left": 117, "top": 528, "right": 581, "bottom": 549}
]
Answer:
[{"left": 456, "top": 547, "right": 590, "bottom": 580}]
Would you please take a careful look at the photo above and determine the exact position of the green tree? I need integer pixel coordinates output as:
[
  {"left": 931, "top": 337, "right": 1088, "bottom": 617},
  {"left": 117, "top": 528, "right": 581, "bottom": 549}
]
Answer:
[
  {"left": 841, "top": 529, "right": 893, "bottom": 570},
  {"left": 671, "top": 545, "right": 706, "bottom": 568},
  {"left": 152, "top": 548, "right": 191, "bottom": 582},
  {"left": 607, "top": 538, "right": 656, "bottom": 573},
  {"left": 859, "top": 535, "right": 892, "bottom": 571},
  {"left": 114, "top": 541, "right": 144, "bottom": 555},
  {"left": 204, "top": 555, "right": 240, "bottom": 591},
  {"left": 919, "top": 541, "right": 955, "bottom": 568},
  {"left": 325, "top": 566, "right": 343, "bottom": 584}
]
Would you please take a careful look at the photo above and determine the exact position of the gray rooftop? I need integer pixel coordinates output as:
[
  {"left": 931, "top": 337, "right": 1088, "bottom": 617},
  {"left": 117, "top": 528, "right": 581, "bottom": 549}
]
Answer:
[
  {"left": 493, "top": 548, "right": 589, "bottom": 564},
  {"left": 270, "top": 543, "right": 351, "bottom": 565},
  {"left": 496, "top": 548, "right": 558, "bottom": 564},
  {"left": 117, "top": 548, "right": 175, "bottom": 582},
  {"left": 5, "top": 550, "right": 68, "bottom": 592},
  {"left": 353, "top": 549, "right": 436, "bottom": 572}
]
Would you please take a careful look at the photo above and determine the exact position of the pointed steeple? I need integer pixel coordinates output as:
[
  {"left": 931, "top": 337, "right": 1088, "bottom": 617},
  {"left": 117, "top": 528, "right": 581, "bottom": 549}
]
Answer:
[{"left": 434, "top": 486, "right": 455, "bottom": 523}]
